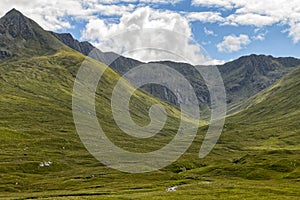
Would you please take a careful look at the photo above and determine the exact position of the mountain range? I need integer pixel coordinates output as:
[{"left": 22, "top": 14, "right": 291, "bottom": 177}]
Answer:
[
  {"left": 50, "top": 30, "right": 300, "bottom": 115},
  {"left": 0, "top": 8, "right": 299, "bottom": 199}
]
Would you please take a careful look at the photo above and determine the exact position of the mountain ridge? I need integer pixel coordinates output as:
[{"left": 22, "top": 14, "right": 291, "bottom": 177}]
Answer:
[{"left": 49, "top": 29, "right": 300, "bottom": 113}]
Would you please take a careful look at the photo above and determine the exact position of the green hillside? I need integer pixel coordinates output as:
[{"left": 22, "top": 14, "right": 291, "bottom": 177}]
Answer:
[
  {"left": 189, "top": 66, "right": 300, "bottom": 185},
  {"left": 0, "top": 49, "right": 198, "bottom": 198},
  {"left": 225, "top": 66, "right": 300, "bottom": 151},
  {"left": 0, "top": 52, "right": 299, "bottom": 199}
]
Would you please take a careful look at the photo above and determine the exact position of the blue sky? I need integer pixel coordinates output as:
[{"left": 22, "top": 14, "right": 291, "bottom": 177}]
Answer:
[{"left": 1, "top": 0, "right": 300, "bottom": 64}]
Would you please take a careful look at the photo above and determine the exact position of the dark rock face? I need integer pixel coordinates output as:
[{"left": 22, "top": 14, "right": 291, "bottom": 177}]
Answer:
[
  {"left": 1, "top": 9, "right": 37, "bottom": 40},
  {"left": 144, "top": 61, "right": 210, "bottom": 109},
  {"left": 50, "top": 32, "right": 94, "bottom": 56},
  {"left": 0, "top": 8, "right": 63, "bottom": 59}
]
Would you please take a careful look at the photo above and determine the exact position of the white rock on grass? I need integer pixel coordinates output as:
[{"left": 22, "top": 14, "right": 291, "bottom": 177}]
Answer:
[
  {"left": 166, "top": 186, "right": 178, "bottom": 192},
  {"left": 39, "top": 161, "right": 53, "bottom": 167}
]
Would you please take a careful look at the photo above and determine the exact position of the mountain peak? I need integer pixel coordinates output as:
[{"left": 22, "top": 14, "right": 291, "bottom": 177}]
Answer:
[
  {"left": 5, "top": 8, "right": 24, "bottom": 17},
  {"left": 0, "top": 8, "right": 36, "bottom": 39},
  {"left": 0, "top": 9, "right": 64, "bottom": 59},
  {"left": 2, "top": 8, "right": 27, "bottom": 22}
]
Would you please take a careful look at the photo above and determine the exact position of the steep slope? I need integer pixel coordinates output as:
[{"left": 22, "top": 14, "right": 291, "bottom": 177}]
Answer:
[
  {"left": 220, "top": 54, "right": 300, "bottom": 105},
  {"left": 52, "top": 32, "right": 300, "bottom": 113},
  {"left": 221, "top": 66, "right": 300, "bottom": 174},
  {"left": 227, "top": 66, "right": 300, "bottom": 149},
  {"left": 229, "top": 63, "right": 300, "bottom": 115}
]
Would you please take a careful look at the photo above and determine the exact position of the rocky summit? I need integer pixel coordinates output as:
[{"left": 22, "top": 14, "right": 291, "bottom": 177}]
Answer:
[{"left": 0, "top": 9, "right": 62, "bottom": 59}]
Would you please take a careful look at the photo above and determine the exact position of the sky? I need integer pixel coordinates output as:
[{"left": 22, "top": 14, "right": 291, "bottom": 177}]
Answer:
[{"left": 1, "top": 0, "right": 300, "bottom": 65}]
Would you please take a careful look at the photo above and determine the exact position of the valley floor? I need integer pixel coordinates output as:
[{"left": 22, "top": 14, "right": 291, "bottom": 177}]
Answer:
[{"left": 1, "top": 178, "right": 299, "bottom": 199}]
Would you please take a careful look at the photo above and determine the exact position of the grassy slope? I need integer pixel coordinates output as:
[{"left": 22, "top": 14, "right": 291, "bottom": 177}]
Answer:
[
  {"left": 226, "top": 66, "right": 300, "bottom": 150},
  {"left": 0, "top": 51, "right": 299, "bottom": 199},
  {"left": 0, "top": 49, "right": 203, "bottom": 198}
]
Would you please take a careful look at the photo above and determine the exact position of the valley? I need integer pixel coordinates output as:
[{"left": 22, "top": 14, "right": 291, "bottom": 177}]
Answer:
[{"left": 0, "top": 9, "right": 299, "bottom": 199}]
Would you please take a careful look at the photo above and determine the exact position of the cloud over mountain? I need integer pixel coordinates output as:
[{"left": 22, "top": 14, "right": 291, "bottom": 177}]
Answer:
[{"left": 81, "top": 6, "right": 212, "bottom": 65}]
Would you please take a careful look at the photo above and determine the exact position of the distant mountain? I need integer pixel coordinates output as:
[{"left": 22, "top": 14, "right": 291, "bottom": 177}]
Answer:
[
  {"left": 52, "top": 32, "right": 300, "bottom": 114},
  {"left": 220, "top": 54, "right": 300, "bottom": 106},
  {"left": 50, "top": 32, "right": 94, "bottom": 56}
]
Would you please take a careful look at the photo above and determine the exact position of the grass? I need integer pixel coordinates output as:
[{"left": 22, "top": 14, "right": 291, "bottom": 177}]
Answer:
[{"left": 0, "top": 49, "right": 299, "bottom": 199}]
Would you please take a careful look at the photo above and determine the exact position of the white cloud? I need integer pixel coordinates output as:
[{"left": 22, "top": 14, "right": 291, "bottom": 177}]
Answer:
[
  {"left": 0, "top": 0, "right": 184, "bottom": 32},
  {"left": 0, "top": 0, "right": 83, "bottom": 30},
  {"left": 82, "top": 7, "right": 211, "bottom": 65},
  {"left": 208, "top": 59, "right": 225, "bottom": 65},
  {"left": 139, "top": 0, "right": 182, "bottom": 4},
  {"left": 97, "top": 0, "right": 134, "bottom": 3},
  {"left": 89, "top": 4, "right": 135, "bottom": 16},
  {"left": 192, "top": 0, "right": 300, "bottom": 43},
  {"left": 225, "top": 13, "right": 277, "bottom": 27},
  {"left": 217, "top": 34, "right": 251, "bottom": 53},
  {"left": 252, "top": 33, "right": 266, "bottom": 41},
  {"left": 95, "top": 0, "right": 182, "bottom": 4},
  {"left": 202, "top": 41, "right": 211, "bottom": 45},
  {"left": 186, "top": 12, "right": 224, "bottom": 23},
  {"left": 0, "top": 0, "right": 137, "bottom": 31},
  {"left": 288, "top": 21, "right": 300, "bottom": 43},
  {"left": 191, "top": 0, "right": 238, "bottom": 9}
]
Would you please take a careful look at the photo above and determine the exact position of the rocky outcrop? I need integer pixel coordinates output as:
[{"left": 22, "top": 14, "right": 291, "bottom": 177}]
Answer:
[
  {"left": 50, "top": 32, "right": 94, "bottom": 56},
  {"left": 0, "top": 50, "right": 11, "bottom": 59}
]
